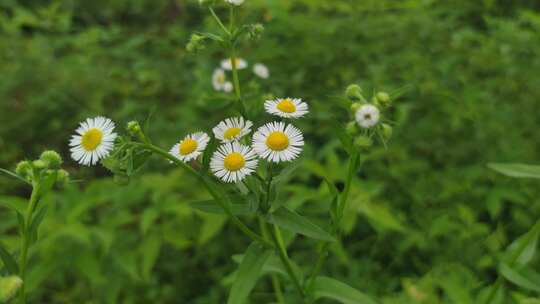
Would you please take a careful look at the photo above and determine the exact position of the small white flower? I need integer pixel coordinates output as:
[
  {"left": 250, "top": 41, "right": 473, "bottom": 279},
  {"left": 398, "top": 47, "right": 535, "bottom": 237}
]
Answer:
[
  {"left": 210, "top": 142, "right": 258, "bottom": 183},
  {"left": 355, "top": 104, "right": 380, "bottom": 129},
  {"left": 213, "top": 117, "right": 253, "bottom": 143},
  {"left": 169, "top": 132, "right": 210, "bottom": 163},
  {"left": 223, "top": 81, "right": 233, "bottom": 93},
  {"left": 264, "top": 97, "right": 309, "bottom": 119},
  {"left": 252, "top": 122, "right": 304, "bottom": 163},
  {"left": 225, "top": 0, "right": 244, "bottom": 6},
  {"left": 221, "top": 57, "right": 248, "bottom": 70},
  {"left": 69, "top": 117, "right": 117, "bottom": 166},
  {"left": 253, "top": 63, "right": 269, "bottom": 79},
  {"left": 212, "top": 68, "right": 228, "bottom": 91}
]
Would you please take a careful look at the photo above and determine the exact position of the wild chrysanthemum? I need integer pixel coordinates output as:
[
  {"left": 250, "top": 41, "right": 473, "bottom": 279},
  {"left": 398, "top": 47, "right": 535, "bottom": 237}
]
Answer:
[
  {"left": 213, "top": 117, "right": 253, "bottom": 143},
  {"left": 210, "top": 142, "right": 258, "bottom": 183},
  {"left": 355, "top": 104, "right": 380, "bottom": 128},
  {"left": 169, "top": 132, "right": 210, "bottom": 162},
  {"left": 252, "top": 122, "right": 304, "bottom": 162},
  {"left": 212, "top": 68, "right": 233, "bottom": 92},
  {"left": 221, "top": 57, "right": 248, "bottom": 71},
  {"left": 264, "top": 97, "right": 309, "bottom": 119},
  {"left": 70, "top": 117, "right": 117, "bottom": 166},
  {"left": 225, "top": 0, "right": 244, "bottom": 6},
  {"left": 253, "top": 63, "right": 269, "bottom": 79}
]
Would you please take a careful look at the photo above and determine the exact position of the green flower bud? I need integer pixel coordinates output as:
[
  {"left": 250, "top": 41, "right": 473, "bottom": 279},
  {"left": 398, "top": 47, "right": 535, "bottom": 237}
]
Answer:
[
  {"left": 56, "top": 169, "right": 70, "bottom": 186},
  {"left": 15, "top": 161, "right": 32, "bottom": 179},
  {"left": 354, "top": 135, "right": 373, "bottom": 150},
  {"left": 350, "top": 102, "right": 361, "bottom": 113},
  {"left": 186, "top": 34, "right": 206, "bottom": 53},
  {"left": 247, "top": 23, "right": 264, "bottom": 40},
  {"left": 345, "top": 121, "right": 357, "bottom": 135},
  {"left": 345, "top": 84, "right": 363, "bottom": 101},
  {"left": 40, "top": 150, "right": 63, "bottom": 169},
  {"left": 32, "top": 159, "right": 47, "bottom": 170},
  {"left": 381, "top": 123, "right": 393, "bottom": 141},
  {"left": 375, "top": 91, "right": 391, "bottom": 107},
  {"left": 0, "top": 276, "right": 23, "bottom": 302},
  {"left": 127, "top": 121, "right": 142, "bottom": 136}
]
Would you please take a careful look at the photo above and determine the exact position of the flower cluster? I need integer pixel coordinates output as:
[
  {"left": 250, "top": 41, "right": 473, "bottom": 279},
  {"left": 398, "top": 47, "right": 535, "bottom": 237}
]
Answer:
[
  {"left": 212, "top": 58, "right": 269, "bottom": 92},
  {"left": 68, "top": 98, "right": 309, "bottom": 184},
  {"left": 344, "top": 84, "right": 393, "bottom": 149}
]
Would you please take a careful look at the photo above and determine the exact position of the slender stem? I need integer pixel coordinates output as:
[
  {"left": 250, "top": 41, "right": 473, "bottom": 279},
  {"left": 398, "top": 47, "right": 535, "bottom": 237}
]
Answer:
[
  {"left": 271, "top": 224, "right": 306, "bottom": 300},
  {"left": 19, "top": 182, "right": 41, "bottom": 304},
  {"left": 208, "top": 7, "right": 231, "bottom": 36},
  {"left": 484, "top": 219, "right": 540, "bottom": 303},
  {"left": 140, "top": 143, "right": 273, "bottom": 248},
  {"left": 258, "top": 218, "right": 285, "bottom": 304}
]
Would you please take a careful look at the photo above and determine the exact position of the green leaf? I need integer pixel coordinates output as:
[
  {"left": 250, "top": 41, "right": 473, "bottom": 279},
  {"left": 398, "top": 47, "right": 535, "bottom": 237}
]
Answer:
[
  {"left": 232, "top": 253, "right": 303, "bottom": 280},
  {"left": 227, "top": 243, "right": 271, "bottom": 304},
  {"left": 272, "top": 160, "right": 303, "bottom": 186},
  {"left": 499, "top": 263, "right": 540, "bottom": 292},
  {"left": 0, "top": 196, "right": 26, "bottom": 215},
  {"left": 0, "top": 168, "right": 31, "bottom": 185},
  {"left": 311, "top": 276, "right": 377, "bottom": 304},
  {"left": 268, "top": 207, "right": 336, "bottom": 242},
  {"left": 0, "top": 241, "right": 19, "bottom": 275},
  {"left": 29, "top": 205, "right": 48, "bottom": 244},
  {"left": 488, "top": 163, "right": 540, "bottom": 179},
  {"left": 506, "top": 219, "right": 540, "bottom": 266},
  {"left": 188, "top": 199, "right": 251, "bottom": 215},
  {"left": 140, "top": 236, "right": 161, "bottom": 281}
]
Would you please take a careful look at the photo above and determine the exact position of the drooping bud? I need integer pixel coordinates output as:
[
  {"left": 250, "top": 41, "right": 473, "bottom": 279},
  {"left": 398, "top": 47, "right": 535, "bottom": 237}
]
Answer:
[
  {"left": 40, "top": 150, "right": 63, "bottom": 169},
  {"left": 345, "top": 84, "right": 363, "bottom": 102},
  {"left": 345, "top": 121, "right": 357, "bottom": 135},
  {"left": 0, "top": 276, "right": 23, "bottom": 302},
  {"left": 375, "top": 91, "right": 391, "bottom": 107},
  {"left": 186, "top": 34, "right": 206, "bottom": 53},
  {"left": 15, "top": 161, "right": 32, "bottom": 179},
  {"left": 354, "top": 135, "right": 373, "bottom": 150}
]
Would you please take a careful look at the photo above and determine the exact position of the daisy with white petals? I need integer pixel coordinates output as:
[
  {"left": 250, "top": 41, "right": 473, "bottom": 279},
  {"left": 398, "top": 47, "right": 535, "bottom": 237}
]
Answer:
[
  {"left": 252, "top": 122, "right": 304, "bottom": 163},
  {"left": 70, "top": 117, "right": 117, "bottom": 166},
  {"left": 264, "top": 97, "right": 309, "bottom": 119},
  {"left": 213, "top": 117, "right": 253, "bottom": 143},
  {"left": 210, "top": 142, "right": 258, "bottom": 183},
  {"left": 225, "top": 0, "right": 244, "bottom": 6},
  {"left": 221, "top": 57, "right": 248, "bottom": 71},
  {"left": 355, "top": 104, "right": 380, "bottom": 129},
  {"left": 253, "top": 63, "right": 269, "bottom": 79},
  {"left": 212, "top": 68, "right": 234, "bottom": 93},
  {"left": 169, "top": 132, "right": 210, "bottom": 162}
]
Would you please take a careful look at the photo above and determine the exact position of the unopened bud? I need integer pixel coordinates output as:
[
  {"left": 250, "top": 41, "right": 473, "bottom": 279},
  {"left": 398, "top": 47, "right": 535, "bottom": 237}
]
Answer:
[
  {"left": 32, "top": 160, "right": 47, "bottom": 170},
  {"left": 0, "top": 276, "right": 23, "bottom": 302},
  {"left": 345, "top": 84, "right": 363, "bottom": 101},
  {"left": 15, "top": 161, "right": 32, "bottom": 179},
  {"left": 345, "top": 121, "right": 357, "bottom": 135},
  {"left": 375, "top": 91, "right": 391, "bottom": 107},
  {"left": 354, "top": 135, "right": 373, "bottom": 150},
  {"left": 56, "top": 169, "right": 70, "bottom": 186},
  {"left": 350, "top": 102, "right": 361, "bottom": 113},
  {"left": 247, "top": 23, "right": 264, "bottom": 40},
  {"left": 381, "top": 123, "right": 393, "bottom": 141},
  {"left": 127, "top": 121, "right": 141, "bottom": 136},
  {"left": 40, "top": 150, "right": 62, "bottom": 169},
  {"left": 186, "top": 34, "right": 206, "bottom": 53}
]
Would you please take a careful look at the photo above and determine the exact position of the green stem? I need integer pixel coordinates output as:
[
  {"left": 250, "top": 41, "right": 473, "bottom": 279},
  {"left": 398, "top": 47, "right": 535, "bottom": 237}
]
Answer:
[
  {"left": 208, "top": 7, "right": 231, "bottom": 36},
  {"left": 271, "top": 224, "right": 306, "bottom": 301},
  {"left": 258, "top": 218, "right": 285, "bottom": 304},
  {"left": 484, "top": 219, "right": 540, "bottom": 303},
  {"left": 19, "top": 182, "right": 41, "bottom": 304},
  {"left": 140, "top": 143, "right": 273, "bottom": 248}
]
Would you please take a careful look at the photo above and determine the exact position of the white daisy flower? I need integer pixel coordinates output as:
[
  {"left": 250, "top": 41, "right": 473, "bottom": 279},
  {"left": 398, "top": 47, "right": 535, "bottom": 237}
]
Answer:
[
  {"left": 355, "top": 104, "right": 380, "bottom": 129},
  {"left": 212, "top": 68, "right": 228, "bottom": 91},
  {"left": 264, "top": 97, "right": 309, "bottom": 119},
  {"left": 252, "top": 122, "right": 304, "bottom": 163},
  {"left": 221, "top": 57, "right": 248, "bottom": 71},
  {"left": 225, "top": 0, "right": 244, "bottom": 6},
  {"left": 169, "top": 132, "right": 210, "bottom": 163},
  {"left": 210, "top": 142, "right": 258, "bottom": 183},
  {"left": 223, "top": 81, "right": 233, "bottom": 93},
  {"left": 213, "top": 117, "right": 253, "bottom": 143},
  {"left": 253, "top": 63, "right": 269, "bottom": 79},
  {"left": 69, "top": 117, "right": 117, "bottom": 166}
]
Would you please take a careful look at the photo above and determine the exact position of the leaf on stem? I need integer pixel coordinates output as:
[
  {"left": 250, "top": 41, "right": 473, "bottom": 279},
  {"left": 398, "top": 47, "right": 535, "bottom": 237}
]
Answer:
[
  {"left": 0, "top": 168, "right": 31, "bottom": 185},
  {"left": 268, "top": 207, "right": 336, "bottom": 242},
  {"left": 0, "top": 241, "right": 19, "bottom": 275},
  {"left": 499, "top": 263, "right": 540, "bottom": 292},
  {"left": 29, "top": 205, "right": 48, "bottom": 244},
  {"left": 488, "top": 163, "right": 540, "bottom": 179},
  {"left": 311, "top": 276, "right": 377, "bottom": 304},
  {"left": 227, "top": 243, "right": 271, "bottom": 304}
]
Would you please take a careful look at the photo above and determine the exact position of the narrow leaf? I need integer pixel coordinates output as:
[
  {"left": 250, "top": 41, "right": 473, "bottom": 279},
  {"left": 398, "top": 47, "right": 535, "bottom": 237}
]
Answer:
[
  {"left": 499, "top": 263, "right": 540, "bottom": 292},
  {"left": 488, "top": 163, "right": 540, "bottom": 179},
  {"left": 0, "top": 241, "right": 19, "bottom": 275},
  {"left": 0, "top": 168, "right": 31, "bottom": 185},
  {"left": 188, "top": 199, "right": 251, "bottom": 215},
  {"left": 506, "top": 219, "right": 540, "bottom": 265},
  {"left": 268, "top": 207, "right": 336, "bottom": 242},
  {"left": 312, "top": 276, "right": 377, "bottom": 304},
  {"left": 227, "top": 243, "right": 271, "bottom": 304},
  {"left": 29, "top": 205, "right": 48, "bottom": 244}
]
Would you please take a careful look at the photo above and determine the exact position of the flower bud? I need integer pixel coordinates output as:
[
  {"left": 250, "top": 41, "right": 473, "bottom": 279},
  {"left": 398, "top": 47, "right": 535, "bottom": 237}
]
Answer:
[
  {"left": 350, "top": 102, "right": 361, "bottom": 113},
  {"left": 354, "top": 135, "right": 373, "bottom": 150},
  {"left": 345, "top": 121, "right": 357, "bottom": 135},
  {"left": 375, "top": 91, "right": 391, "bottom": 107},
  {"left": 56, "top": 169, "right": 70, "bottom": 186},
  {"left": 345, "top": 84, "right": 363, "bottom": 101},
  {"left": 0, "top": 276, "right": 23, "bottom": 302},
  {"left": 32, "top": 159, "right": 47, "bottom": 170},
  {"left": 15, "top": 161, "right": 32, "bottom": 179},
  {"left": 40, "top": 150, "right": 63, "bottom": 169},
  {"left": 127, "top": 121, "right": 142, "bottom": 136},
  {"left": 381, "top": 123, "right": 393, "bottom": 141},
  {"left": 186, "top": 34, "right": 206, "bottom": 53},
  {"left": 247, "top": 23, "right": 264, "bottom": 40}
]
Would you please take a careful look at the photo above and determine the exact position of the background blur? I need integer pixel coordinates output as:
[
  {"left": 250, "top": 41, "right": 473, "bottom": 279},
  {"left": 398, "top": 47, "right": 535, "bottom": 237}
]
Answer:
[{"left": 1, "top": 0, "right": 540, "bottom": 303}]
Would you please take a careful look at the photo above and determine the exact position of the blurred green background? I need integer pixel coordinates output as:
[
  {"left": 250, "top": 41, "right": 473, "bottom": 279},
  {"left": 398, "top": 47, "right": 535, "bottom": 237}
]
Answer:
[{"left": 1, "top": 0, "right": 540, "bottom": 303}]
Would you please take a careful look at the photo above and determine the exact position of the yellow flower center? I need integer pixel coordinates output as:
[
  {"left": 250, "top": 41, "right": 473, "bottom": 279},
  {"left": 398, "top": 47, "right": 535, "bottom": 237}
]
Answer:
[
  {"left": 266, "top": 132, "right": 289, "bottom": 151},
  {"left": 81, "top": 128, "right": 103, "bottom": 151},
  {"left": 224, "top": 127, "right": 241, "bottom": 140},
  {"left": 179, "top": 139, "right": 198, "bottom": 155},
  {"left": 276, "top": 99, "right": 296, "bottom": 113},
  {"left": 224, "top": 152, "right": 245, "bottom": 171}
]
